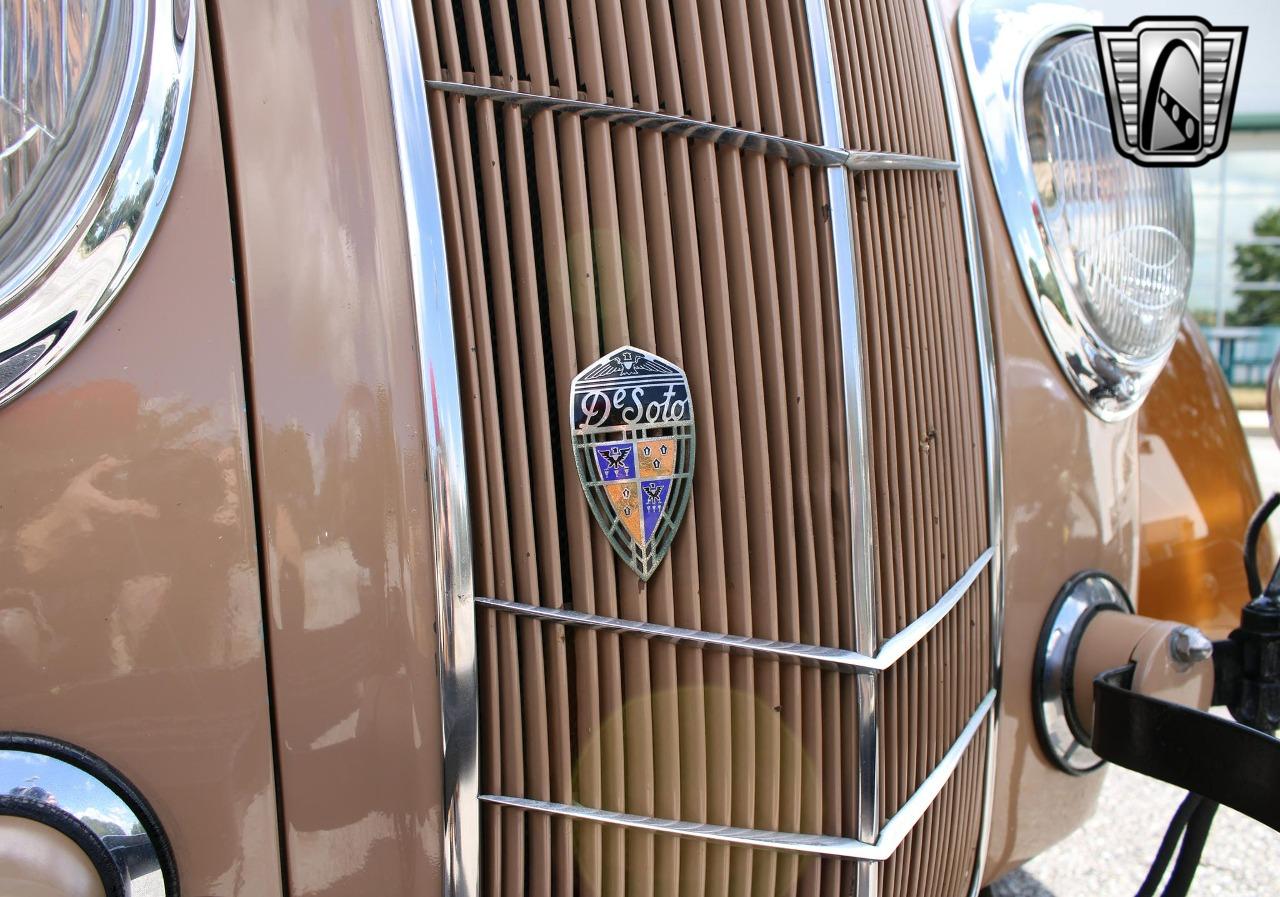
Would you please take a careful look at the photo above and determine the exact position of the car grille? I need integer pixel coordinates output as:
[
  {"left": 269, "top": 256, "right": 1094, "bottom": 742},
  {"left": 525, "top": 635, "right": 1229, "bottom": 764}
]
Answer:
[{"left": 412, "top": 0, "right": 999, "bottom": 895}]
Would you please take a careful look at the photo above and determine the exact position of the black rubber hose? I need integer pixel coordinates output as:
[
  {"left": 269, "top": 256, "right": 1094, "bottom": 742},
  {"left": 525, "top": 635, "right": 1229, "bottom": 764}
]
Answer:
[
  {"left": 1160, "top": 798, "right": 1220, "bottom": 897},
  {"left": 1266, "top": 551, "right": 1280, "bottom": 599},
  {"left": 1134, "top": 794, "right": 1201, "bottom": 897},
  {"left": 1244, "top": 493, "right": 1280, "bottom": 598}
]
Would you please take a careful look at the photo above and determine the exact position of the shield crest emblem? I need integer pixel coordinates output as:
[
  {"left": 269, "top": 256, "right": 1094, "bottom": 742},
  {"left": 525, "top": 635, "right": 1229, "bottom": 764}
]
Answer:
[{"left": 570, "top": 346, "right": 695, "bottom": 580}]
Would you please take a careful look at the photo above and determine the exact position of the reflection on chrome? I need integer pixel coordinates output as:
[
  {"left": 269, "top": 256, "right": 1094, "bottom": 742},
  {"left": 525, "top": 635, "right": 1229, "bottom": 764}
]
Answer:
[
  {"left": 0, "top": 0, "right": 195, "bottom": 408},
  {"left": 1034, "top": 574, "right": 1134, "bottom": 774},
  {"left": 425, "top": 80, "right": 962, "bottom": 172},
  {"left": 377, "top": 2, "right": 479, "bottom": 896},
  {"left": 0, "top": 742, "right": 172, "bottom": 895}
]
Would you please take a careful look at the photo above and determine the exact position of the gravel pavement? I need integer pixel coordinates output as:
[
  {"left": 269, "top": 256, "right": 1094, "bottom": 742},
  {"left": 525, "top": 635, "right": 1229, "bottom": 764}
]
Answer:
[
  {"left": 989, "top": 413, "right": 1280, "bottom": 896},
  {"left": 988, "top": 760, "right": 1280, "bottom": 896}
]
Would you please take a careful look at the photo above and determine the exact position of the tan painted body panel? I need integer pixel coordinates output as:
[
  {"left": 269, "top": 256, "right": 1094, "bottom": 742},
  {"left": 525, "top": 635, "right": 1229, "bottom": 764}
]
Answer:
[
  {"left": 0, "top": 9, "right": 284, "bottom": 895},
  {"left": 1137, "top": 321, "right": 1268, "bottom": 637},
  {"left": 936, "top": 0, "right": 1140, "bottom": 881},
  {"left": 209, "top": 1, "right": 446, "bottom": 894}
]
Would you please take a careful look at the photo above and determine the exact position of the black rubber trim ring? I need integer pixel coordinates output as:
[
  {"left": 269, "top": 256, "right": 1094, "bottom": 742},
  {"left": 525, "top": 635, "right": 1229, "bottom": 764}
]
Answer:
[
  {"left": 0, "top": 732, "right": 179, "bottom": 896},
  {"left": 1032, "top": 570, "right": 1134, "bottom": 776},
  {"left": 0, "top": 794, "right": 126, "bottom": 897}
]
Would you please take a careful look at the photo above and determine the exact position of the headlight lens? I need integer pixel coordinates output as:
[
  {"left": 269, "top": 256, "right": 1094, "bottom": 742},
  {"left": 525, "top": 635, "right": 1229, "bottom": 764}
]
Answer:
[
  {"left": 1025, "top": 35, "right": 1194, "bottom": 364},
  {"left": 0, "top": 0, "right": 136, "bottom": 298},
  {"left": 0, "top": 0, "right": 194, "bottom": 408},
  {"left": 0, "top": 0, "right": 106, "bottom": 229}
]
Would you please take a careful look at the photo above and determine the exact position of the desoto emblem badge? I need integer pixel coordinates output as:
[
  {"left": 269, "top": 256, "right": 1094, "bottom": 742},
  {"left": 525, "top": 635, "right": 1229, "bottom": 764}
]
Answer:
[
  {"left": 1095, "top": 17, "right": 1246, "bottom": 167},
  {"left": 570, "top": 346, "right": 695, "bottom": 580}
]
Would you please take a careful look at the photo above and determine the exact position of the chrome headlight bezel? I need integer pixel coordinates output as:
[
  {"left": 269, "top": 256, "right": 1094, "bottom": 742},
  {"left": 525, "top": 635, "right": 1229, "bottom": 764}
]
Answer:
[
  {"left": 960, "top": 0, "right": 1192, "bottom": 420},
  {"left": 0, "top": 0, "right": 195, "bottom": 408}
]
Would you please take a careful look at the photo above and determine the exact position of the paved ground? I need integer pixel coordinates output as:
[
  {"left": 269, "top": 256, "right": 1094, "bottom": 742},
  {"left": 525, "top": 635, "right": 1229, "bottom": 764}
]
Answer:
[
  {"left": 989, "top": 414, "right": 1280, "bottom": 896},
  {"left": 988, "top": 752, "right": 1280, "bottom": 896},
  {"left": 132, "top": 871, "right": 164, "bottom": 897}
]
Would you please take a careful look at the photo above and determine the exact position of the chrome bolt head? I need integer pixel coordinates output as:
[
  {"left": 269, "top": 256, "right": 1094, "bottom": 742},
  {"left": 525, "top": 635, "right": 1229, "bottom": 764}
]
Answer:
[{"left": 1170, "top": 626, "right": 1214, "bottom": 667}]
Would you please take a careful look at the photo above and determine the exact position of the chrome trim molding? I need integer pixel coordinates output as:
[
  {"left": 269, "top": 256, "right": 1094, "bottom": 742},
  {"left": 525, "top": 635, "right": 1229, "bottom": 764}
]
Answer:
[
  {"left": 844, "top": 152, "right": 960, "bottom": 173},
  {"left": 875, "top": 547, "right": 993, "bottom": 668},
  {"left": 1034, "top": 573, "right": 1133, "bottom": 775},
  {"left": 482, "top": 689, "right": 995, "bottom": 864},
  {"left": 956, "top": 0, "right": 1168, "bottom": 421},
  {"left": 426, "top": 80, "right": 844, "bottom": 166},
  {"left": 0, "top": 0, "right": 196, "bottom": 408},
  {"left": 377, "top": 4, "right": 478, "bottom": 897},
  {"left": 801, "top": 0, "right": 882, "bottom": 891},
  {"left": 426, "top": 79, "right": 959, "bottom": 173},
  {"left": 926, "top": 3, "right": 1008, "bottom": 893},
  {"left": 477, "top": 547, "right": 993, "bottom": 673},
  {"left": 876, "top": 691, "right": 996, "bottom": 855}
]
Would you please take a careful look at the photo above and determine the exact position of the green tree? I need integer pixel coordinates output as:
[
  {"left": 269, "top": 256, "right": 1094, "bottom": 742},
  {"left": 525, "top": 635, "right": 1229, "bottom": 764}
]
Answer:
[
  {"left": 83, "top": 818, "right": 126, "bottom": 838},
  {"left": 1191, "top": 307, "right": 1217, "bottom": 328},
  {"left": 1228, "top": 207, "right": 1280, "bottom": 325}
]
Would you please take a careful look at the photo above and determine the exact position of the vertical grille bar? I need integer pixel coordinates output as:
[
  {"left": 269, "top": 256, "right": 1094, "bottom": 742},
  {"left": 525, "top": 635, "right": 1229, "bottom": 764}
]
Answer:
[
  {"left": 799, "top": 4, "right": 880, "bottom": 897},
  {"left": 375, "top": 3, "right": 479, "bottom": 897}
]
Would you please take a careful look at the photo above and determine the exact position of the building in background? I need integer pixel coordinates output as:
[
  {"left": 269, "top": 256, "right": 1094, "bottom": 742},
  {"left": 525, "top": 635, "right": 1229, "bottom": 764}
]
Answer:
[{"left": 1191, "top": 121, "right": 1280, "bottom": 384}]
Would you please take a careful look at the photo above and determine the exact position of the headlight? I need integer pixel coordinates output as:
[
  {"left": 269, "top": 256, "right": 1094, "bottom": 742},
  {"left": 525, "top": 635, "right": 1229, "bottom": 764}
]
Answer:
[
  {"left": 1026, "top": 36, "right": 1194, "bottom": 365},
  {"left": 0, "top": 0, "right": 194, "bottom": 407},
  {"left": 0, "top": 1, "right": 106, "bottom": 241},
  {"left": 960, "top": 5, "right": 1193, "bottom": 419},
  {"left": 1, "top": 0, "right": 129, "bottom": 300}
]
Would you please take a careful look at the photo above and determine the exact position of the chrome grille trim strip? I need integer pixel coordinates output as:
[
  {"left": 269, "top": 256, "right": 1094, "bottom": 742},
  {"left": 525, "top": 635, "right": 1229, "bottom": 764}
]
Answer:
[
  {"left": 927, "top": 2, "right": 1008, "bottom": 894},
  {"left": 844, "top": 152, "right": 960, "bottom": 172},
  {"left": 426, "top": 80, "right": 844, "bottom": 166},
  {"left": 875, "top": 691, "right": 996, "bottom": 856},
  {"left": 801, "top": 0, "right": 881, "bottom": 892},
  {"left": 476, "top": 596, "right": 870, "bottom": 670},
  {"left": 874, "top": 546, "right": 992, "bottom": 665},
  {"left": 376, "top": 4, "right": 478, "bottom": 897},
  {"left": 476, "top": 547, "right": 992, "bottom": 672},
  {"left": 425, "top": 80, "right": 959, "bottom": 173},
  {"left": 480, "top": 794, "right": 870, "bottom": 859},
  {"left": 481, "top": 689, "right": 995, "bottom": 863}
]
